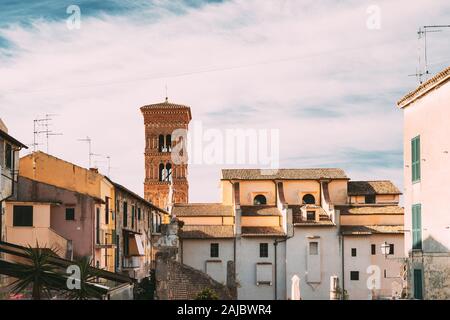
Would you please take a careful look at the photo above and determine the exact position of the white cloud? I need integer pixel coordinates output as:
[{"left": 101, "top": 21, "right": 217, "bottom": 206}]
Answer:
[{"left": 0, "top": 0, "right": 449, "bottom": 202}]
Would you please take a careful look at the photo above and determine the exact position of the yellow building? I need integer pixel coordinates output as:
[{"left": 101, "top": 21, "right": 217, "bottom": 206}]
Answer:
[{"left": 18, "top": 151, "right": 116, "bottom": 272}]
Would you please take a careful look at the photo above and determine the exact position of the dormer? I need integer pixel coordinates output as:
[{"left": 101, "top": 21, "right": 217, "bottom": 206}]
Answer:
[{"left": 348, "top": 181, "right": 401, "bottom": 205}]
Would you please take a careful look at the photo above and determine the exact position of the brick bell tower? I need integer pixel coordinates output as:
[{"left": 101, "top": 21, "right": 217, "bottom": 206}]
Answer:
[{"left": 141, "top": 98, "right": 191, "bottom": 209}]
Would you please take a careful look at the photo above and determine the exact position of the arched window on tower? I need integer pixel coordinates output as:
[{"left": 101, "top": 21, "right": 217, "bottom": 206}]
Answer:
[
  {"left": 166, "top": 163, "right": 172, "bottom": 182},
  {"left": 166, "top": 134, "right": 172, "bottom": 152},
  {"left": 159, "top": 163, "right": 165, "bottom": 182},
  {"left": 302, "top": 194, "right": 316, "bottom": 205},
  {"left": 158, "top": 135, "right": 165, "bottom": 152},
  {"left": 253, "top": 194, "right": 267, "bottom": 205}
]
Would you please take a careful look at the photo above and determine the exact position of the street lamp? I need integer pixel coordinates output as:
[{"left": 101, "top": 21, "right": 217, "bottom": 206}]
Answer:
[{"left": 381, "top": 241, "right": 391, "bottom": 257}]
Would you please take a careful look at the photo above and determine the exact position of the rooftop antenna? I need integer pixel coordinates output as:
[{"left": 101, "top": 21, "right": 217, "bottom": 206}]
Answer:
[
  {"left": 33, "top": 114, "right": 62, "bottom": 153},
  {"left": 410, "top": 25, "right": 450, "bottom": 84},
  {"left": 77, "top": 136, "right": 93, "bottom": 168},
  {"left": 165, "top": 84, "right": 168, "bottom": 102}
]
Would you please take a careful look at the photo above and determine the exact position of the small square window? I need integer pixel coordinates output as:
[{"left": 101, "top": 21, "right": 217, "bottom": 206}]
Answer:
[
  {"left": 371, "top": 244, "right": 376, "bottom": 255},
  {"left": 389, "top": 244, "right": 395, "bottom": 255},
  {"left": 210, "top": 243, "right": 219, "bottom": 258},
  {"left": 350, "top": 271, "right": 359, "bottom": 281},
  {"left": 13, "top": 205, "right": 33, "bottom": 226},
  {"left": 260, "top": 243, "right": 269, "bottom": 258},
  {"left": 306, "top": 211, "right": 316, "bottom": 221},
  {"left": 351, "top": 248, "right": 357, "bottom": 257},
  {"left": 365, "top": 195, "right": 376, "bottom": 204},
  {"left": 65, "top": 208, "right": 75, "bottom": 220},
  {"left": 309, "top": 242, "right": 319, "bottom": 255}
]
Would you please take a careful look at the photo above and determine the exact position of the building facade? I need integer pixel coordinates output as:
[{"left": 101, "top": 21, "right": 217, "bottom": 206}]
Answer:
[
  {"left": 141, "top": 99, "right": 191, "bottom": 209},
  {"left": 174, "top": 169, "right": 405, "bottom": 300},
  {"left": 397, "top": 66, "right": 450, "bottom": 299},
  {"left": 18, "top": 151, "right": 116, "bottom": 272},
  {"left": 112, "top": 180, "right": 168, "bottom": 280}
]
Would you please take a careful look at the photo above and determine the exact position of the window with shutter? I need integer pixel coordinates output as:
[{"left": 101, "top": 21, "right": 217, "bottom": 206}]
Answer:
[
  {"left": 412, "top": 204, "right": 422, "bottom": 250},
  {"left": 411, "top": 136, "right": 421, "bottom": 182}
]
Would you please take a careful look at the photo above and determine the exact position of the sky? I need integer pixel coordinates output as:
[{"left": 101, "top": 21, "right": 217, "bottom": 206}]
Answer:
[{"left": 0, "top": 0, "right": 449, "bottom": 203}]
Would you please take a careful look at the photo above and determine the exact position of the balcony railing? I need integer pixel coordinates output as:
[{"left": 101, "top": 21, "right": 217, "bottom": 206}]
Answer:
[{"left": 96, "top": 229, "right": 115, "bottom": 247}]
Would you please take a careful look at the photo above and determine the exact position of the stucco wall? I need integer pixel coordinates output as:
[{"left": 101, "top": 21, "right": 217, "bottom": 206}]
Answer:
[
  {"left": 239, "top": 181, "right": 276, "bottom": 206},
  {"left": 181, "top": 238, "right": 234, "bottom": 284},
  {"left": 286, "top": 226, "right": 341, "bottom": 300},
  {"left": 341, "top": 214, "right": 403, "bottom": 226},
  {"left": 283, "top": 180, "right": 320, "bottom": 205}
]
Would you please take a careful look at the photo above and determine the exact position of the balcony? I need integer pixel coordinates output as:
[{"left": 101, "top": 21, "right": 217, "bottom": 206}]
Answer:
[{"left": 95, "top": 229, "right": 116, "bottom": 248}]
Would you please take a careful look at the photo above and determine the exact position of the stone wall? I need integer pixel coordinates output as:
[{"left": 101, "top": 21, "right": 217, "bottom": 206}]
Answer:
[{"left": 155, "top": 251, "right": 234, "bottom": 300}]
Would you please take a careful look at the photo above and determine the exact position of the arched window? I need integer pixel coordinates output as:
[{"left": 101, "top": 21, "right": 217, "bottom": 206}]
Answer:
[
  {"left": 302, "top": 194, "right": 316, "bottom": 205},
  {"left": 166, "top": 134, "right": 172, "bottom": 151},
  {"left": 253, "top": 194, "right": 267, "bottom": 205},
  {"left": 159, "top": 163, "right": 165, "bottom": 181},
  {"left": 158, "top": 135, "right": 165, "bottom": 152},
  {"left": 166, "top": 163, "right": 172, "bottom": 182}
]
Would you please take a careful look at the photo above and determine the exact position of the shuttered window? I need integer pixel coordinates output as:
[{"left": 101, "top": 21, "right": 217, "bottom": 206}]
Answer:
[
  {"left": 412, "top": 204, "right": 422, "bottom": 250},
  {"left": 411, "top": 136, "right": 421, "bottom": 182},
  {"left": 13, "top": 205, "right": 33, "bottom": 226}
]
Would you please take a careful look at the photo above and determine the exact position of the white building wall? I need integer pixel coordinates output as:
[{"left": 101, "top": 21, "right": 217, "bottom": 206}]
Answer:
[
  {"left": 181, "top": 238, "right": 234, "bottom": 285},
  {"left": 236, "top": 237, "right": 286, "bottom": 300},
  {"left": 343, "top": 234, "right": 404, "bottom": 300},
  {"left": 286, "top": 226, "right": 341, "bottom": 300}
]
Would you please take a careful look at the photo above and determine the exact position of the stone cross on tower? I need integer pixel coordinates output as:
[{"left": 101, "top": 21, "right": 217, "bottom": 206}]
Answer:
[{"left": 140, "top": 99, "right": 191, "bottom": 209}]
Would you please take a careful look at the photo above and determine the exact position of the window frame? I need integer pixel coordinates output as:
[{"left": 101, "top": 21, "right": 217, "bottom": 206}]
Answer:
[
  {"left": 412, "top": 204, "right": 422, "bottom": 250},
  {"left": 253, "top": 194, "right": 267, "bottom": 205},
  {"left": 259, "top": 243, "right": 269, "bottom": 258},
  {"left": 210, "top": 243, "right": 219, "bottom": 258},
  {"left": 13, "top": 205, "right": 33, "bottom": 227},
  {"left": 65, "top": 207, "right": 75, "bottom": 221},
  {"left": 351, "top": 248, "right": 357, "bottom": 257},
  {"left": 411, "top": 135, "right": 421, "bottom": 183},
  {"left": 350, "top": 271, "right": 359, "bottom": 281}
]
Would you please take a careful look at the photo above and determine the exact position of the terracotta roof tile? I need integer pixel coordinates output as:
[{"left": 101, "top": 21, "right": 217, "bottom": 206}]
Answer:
[
  {"left": 221, "top": 168, "right": 348, "bottom": 180},
  {"left": 241, "top": 226, "right": 285, "bottom": 237},
  {"left": 340, "top": 225, "right": 404, "bottom": 235},
  {"left": 348, "top": 180, "right": 401, "bottom": 195},
  {"left": 336, "top": 205, "right": 404, "bottom": 215},
  {"left": 179, "top": 225, "right": 234, "bottom": 239},
  {"left": 397, "top": 66, "right": 450, "bottom": 108},
  {"left": 173, "top": 203, "right": 233, "bottom": 217},
  {"left": 240, "top": 205, "right": 281, "bottom": 216}
]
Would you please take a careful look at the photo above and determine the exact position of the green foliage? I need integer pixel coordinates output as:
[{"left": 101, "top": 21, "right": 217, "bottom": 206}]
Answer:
[
  {"left": 63, "top": 256, "right": 103, "bottom": 300},
  {"left": 195, "top": 288, "right": 219, "bottom": 300}
]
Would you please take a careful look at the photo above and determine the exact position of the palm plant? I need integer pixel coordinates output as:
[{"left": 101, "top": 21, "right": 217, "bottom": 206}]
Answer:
[
  {"left": 8, "top": 244, "right": 63, "bottom": 300},
  {"left": 63, "top": 256, "right": 104, "bottom": 300}
]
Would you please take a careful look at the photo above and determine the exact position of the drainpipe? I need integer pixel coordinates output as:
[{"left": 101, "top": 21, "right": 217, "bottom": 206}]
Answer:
[{"left": 341, "top": 234, "right": 345, "bottom": 300}]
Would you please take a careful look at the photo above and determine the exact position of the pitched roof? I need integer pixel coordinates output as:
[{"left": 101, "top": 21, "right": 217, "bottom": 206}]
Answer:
[
  {"left": 397, "top": 66, "right": 450, "bottom": 108},
  {"left": 340, "top": 225, "right": 404, "bottom": 235},
  {"left": 0, "top": 128, "right": 28, "bottom": 149},
  {"left": 179, "top": 225, "right": 234, "bottom": 239},
  {"left": 240, "top": 205, "right": 281, "bottom": 216},
  {"left": 221, "top": 168, "right": 348, "bottom": 180},
  {"left": 336, "top": 205, "right": 404, "bottom": 215},
  {"left": 173, "top": 203, "right": 233, "bottom": 217},
  {"left": 140, "top": 99, "right": 192, "bottom": 119},
  {"left": 241, "top": 226, "right": 285, "bottom": 237},
  {"left": 348, "top": 180, "right": 401, "bottom": 195}
]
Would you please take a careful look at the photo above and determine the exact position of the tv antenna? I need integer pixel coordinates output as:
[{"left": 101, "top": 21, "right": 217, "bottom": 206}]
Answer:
[
  {"left": 410, "top": 25, "right": 450, "bottom": 84},
  {"left": 32, "top": 114, "right": 63, "bottom": 153}
]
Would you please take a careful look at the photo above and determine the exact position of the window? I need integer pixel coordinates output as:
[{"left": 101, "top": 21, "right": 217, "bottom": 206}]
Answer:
[
  {"left": 253, "top": 194, "right": 267, "bottom": 205},
  {"left": 389, "top": 244, "right": 395, "bottom": 255},
  {"left": 166, "top": 134, "right": 172, "bottom": 151},
  {"left": 166, "top": 163, "right": 172, "bottom": 182},
  {"left": 350, "top": 271, "right": 359, "bottom": 281},
  {"left": 413, "top": 269, "right": 423, "bottom": 299},
  {"left": 123, "top": 235, "right": 129, "bottom": 257},
  {"left": 65, "top": 208, "right": 75, "bottom": 221},
  {"left": 365, "top": 195, "right": 376, "bottom": 204},
  {"left": 158, "top": 135, "right": 165, "bottom": 152},
  {"left": 210, "top": 243, "right": 219, "bottom": 258},
  {"left": 371, "top": 244, "right": 376, "bottom": 255},
  {"left": 412, "top": 204, "right": 422, "bottom": 250},
  {"left": 159, "top": 163, "right": 165, "bottom": 181},
  {"left": 131, "top": 205, "right": 135, "bottom": 229},
  {"left": 259, "top": 243, "right": 269, "bottom": 258},
  {"left": 302, "top": 194, "right": 315, "bottom": 204},
  {"left": 351, "top": 248, "right": 357, "bottom": 257},
  {"left": 411, "top": 136, "right": 421, "bottom": 182},
  {"left": 13, "top": 205, "right": 33, "bottom": 226},
  {"left": 309, "top": 242, "right": 318, "bottom": 255},
  {"left": 138, "top": 207, "right": 141, "bottom": 221},
  {"left": 306, "top": 211, "right": 316, "bottom": 221},
  {"left": 105, "top": 197, "right": 109, "bottom": 225},
  {"left": 123, "top": 202, "right": 128, "bottom": 228},
  {"left": 96, "top": 208, "right": 100, "bottom": 245},
  {"left": 5, "top": 143, "right": 12, "bottom": 169}
]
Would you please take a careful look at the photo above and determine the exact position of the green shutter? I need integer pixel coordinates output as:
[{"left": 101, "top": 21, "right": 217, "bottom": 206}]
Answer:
[
  {"left": 413, "top": 269, "right": 423, "bottom": 299},
  {"left": 412, "top": 204, "right": 422, "bottom": 250},
  {"left": 412, "top": 136, "right": 421, "bottom": 182}
]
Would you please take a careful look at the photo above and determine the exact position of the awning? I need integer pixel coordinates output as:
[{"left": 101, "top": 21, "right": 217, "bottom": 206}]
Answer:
[
  {"left": 128, "top": 234, "right": 145, "bottom": 256},
  {"left": 134, "top": 234, "right": 145, "bottom": 256}
]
